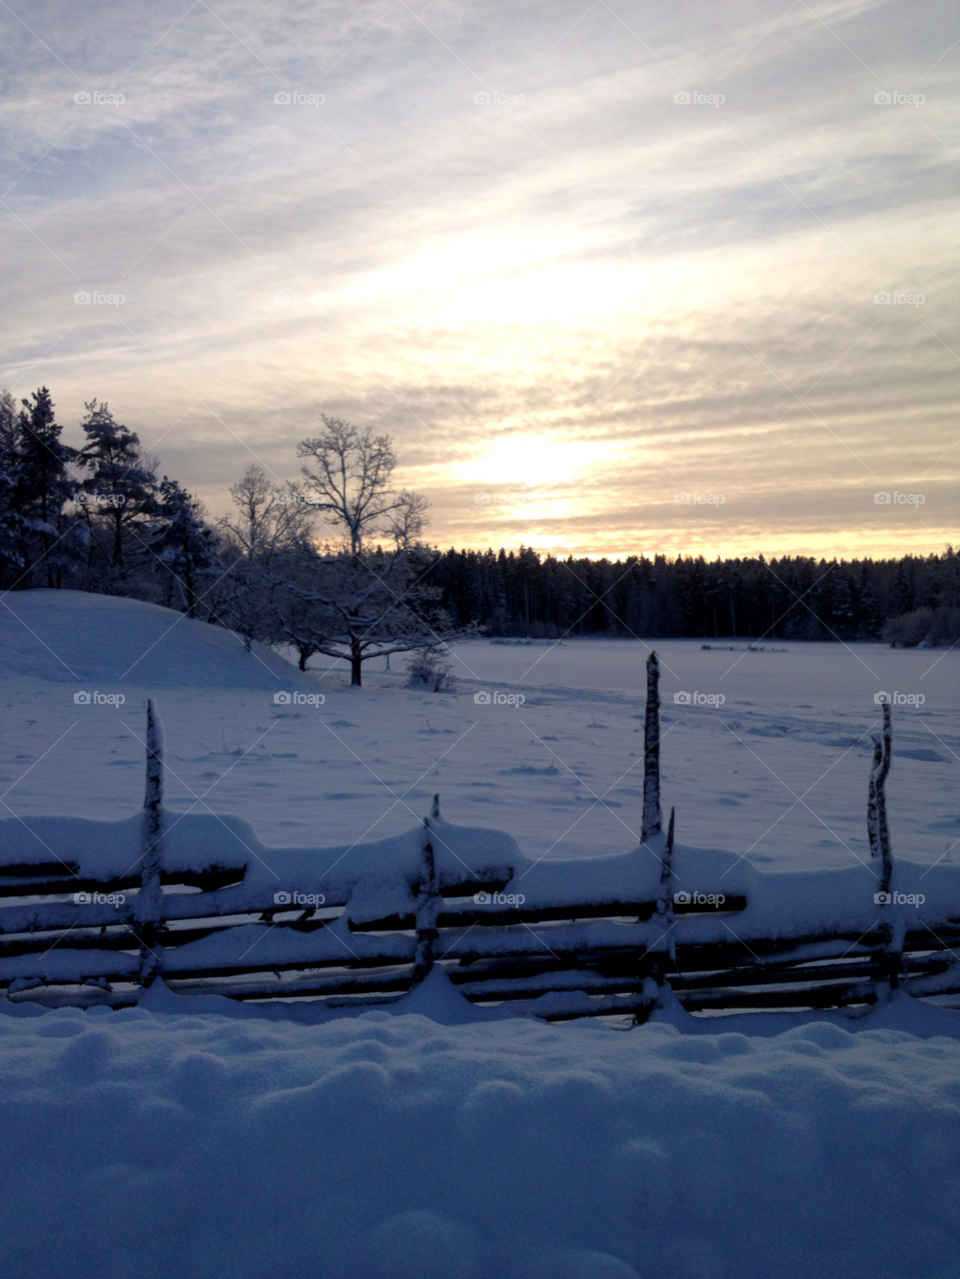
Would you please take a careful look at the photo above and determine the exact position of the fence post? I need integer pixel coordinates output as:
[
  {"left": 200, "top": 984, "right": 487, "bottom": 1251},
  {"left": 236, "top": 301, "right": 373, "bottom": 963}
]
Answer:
[
  {"left": 641, "top": 651, "right": 662, "bottom": 844},
  {"left": 138, "top": 699, "right": 164, "bottom": 989},
  {"left": 869, "top": 700, "right": 902, "bottom": 994},
  {"left": 656, "top": 806, "right": 676, "bottom": 926},
  {"left": 412, "top": 810, "right": 440, "bottom": 987},
  {"left": 640, "top": 806, "right": 676, "bottom": 1020}
]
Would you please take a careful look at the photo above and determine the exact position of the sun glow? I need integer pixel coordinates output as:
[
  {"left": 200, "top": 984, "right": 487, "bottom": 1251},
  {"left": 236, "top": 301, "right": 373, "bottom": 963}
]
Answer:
[{"left": 454, "top": 436, "right": 616, "bottom": 488}]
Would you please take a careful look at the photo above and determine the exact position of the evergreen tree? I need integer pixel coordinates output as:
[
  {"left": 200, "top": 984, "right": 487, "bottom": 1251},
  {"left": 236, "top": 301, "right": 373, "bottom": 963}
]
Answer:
[
  {"left": 148, "top": 479, "right": 219, "bottom": 617},
  {"left": 14, "top": 388, "right": 77, "bottom": 588},
  {"left": 75, "top": 400, "right": 158, "bottom": 569},
  {"left": 0, "top": 390, "right": 24, "bottom": 587}
]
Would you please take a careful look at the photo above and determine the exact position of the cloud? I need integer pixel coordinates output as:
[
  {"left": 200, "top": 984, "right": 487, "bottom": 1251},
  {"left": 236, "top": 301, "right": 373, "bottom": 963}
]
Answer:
[{"left": 1, "top": 0, "right": 957, "bottom": 557}]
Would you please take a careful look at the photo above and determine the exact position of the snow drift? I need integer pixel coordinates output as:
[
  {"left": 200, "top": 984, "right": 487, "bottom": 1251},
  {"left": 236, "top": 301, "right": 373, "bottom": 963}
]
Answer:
[{"left": 1, "top": 995, "right": 958, "bottom": 1279}]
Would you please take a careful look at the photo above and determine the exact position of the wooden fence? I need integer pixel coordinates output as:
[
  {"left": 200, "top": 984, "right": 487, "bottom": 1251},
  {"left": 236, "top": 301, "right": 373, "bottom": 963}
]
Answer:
[{"left": 1, "top": 663, "right": 958, "bottom": 1020}]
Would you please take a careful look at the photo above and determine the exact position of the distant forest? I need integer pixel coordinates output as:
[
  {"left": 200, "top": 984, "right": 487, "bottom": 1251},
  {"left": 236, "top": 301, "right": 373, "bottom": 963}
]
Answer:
[
  {"left": 1, "top": 385, "right": 956, "bottom": 649},
  {"left": 425, "top": 547, "right": 960, "bottom": 644}
]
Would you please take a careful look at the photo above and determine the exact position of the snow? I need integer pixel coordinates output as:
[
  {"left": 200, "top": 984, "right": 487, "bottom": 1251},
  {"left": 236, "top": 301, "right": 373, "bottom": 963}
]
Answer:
[
  {"left": 2, "top": 590, "right": 959, "bottom": 1277},
  {"left": 1, "top": 990, "right": 959, "bottom": 1278},
  {"left": 0, "top": 591, "right": 955, "bottom": 873}
]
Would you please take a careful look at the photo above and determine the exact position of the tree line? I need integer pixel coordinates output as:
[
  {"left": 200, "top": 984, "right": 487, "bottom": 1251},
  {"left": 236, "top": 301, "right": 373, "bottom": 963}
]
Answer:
[
  {"left": 1, "top": 386, "right": 956, "bottom": 679},
  {"left": 425, "top": 545, "right": 960, "bottom": 644}
]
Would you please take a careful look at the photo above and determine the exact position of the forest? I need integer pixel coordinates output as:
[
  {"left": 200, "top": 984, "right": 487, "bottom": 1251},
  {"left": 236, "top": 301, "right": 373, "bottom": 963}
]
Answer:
[{"left": 2, "top": 386, "right": 956, "bottom": 653}]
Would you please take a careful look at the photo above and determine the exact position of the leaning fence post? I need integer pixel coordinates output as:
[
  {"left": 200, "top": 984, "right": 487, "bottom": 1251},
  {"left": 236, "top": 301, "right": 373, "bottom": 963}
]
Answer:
[
  {"left": 137, "top": 699, "right": 164, "bottom": 989},
  {"left": 869, "top": 699, "right": 902, "bottom": 994},
  {"left": 656, "top": 806, "right": 676, "bottom": 927},
  {"left": 412, "top": 807, "right": 440, "bottom": 987},
  {"left": 641, "top": 652, "right": 662, "bottom": 844}
]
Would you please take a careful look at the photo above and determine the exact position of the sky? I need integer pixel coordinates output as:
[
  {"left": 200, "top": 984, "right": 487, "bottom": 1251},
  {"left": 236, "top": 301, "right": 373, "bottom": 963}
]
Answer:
[{"left": 0, "top": 0, "right": 957, "bottom": 561}]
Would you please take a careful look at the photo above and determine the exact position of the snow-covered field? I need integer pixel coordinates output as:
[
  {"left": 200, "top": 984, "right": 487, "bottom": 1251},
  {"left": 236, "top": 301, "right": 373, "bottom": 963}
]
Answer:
[
  {"left": 1, "top": 591, "right": 956, "bottom": 870},
  {"left": 1, "top": 591, "right": 959, "bottom": 1279}
]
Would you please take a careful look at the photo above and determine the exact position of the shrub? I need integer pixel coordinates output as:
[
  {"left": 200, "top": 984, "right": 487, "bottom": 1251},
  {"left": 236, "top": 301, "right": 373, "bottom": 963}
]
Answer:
[{"left": 405, "top": 646, "right": 456, "bottom": 692}]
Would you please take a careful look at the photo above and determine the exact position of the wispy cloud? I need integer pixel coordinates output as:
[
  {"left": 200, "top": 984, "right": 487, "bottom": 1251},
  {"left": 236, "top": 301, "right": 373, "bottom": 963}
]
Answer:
[{"left": 1, "top": 0, "right": 956, "bottom": 557}]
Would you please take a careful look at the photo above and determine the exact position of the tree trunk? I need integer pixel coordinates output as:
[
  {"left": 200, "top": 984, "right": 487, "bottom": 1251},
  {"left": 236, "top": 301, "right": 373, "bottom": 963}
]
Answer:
[{"left": 350, "top": 636, "right": 362, "bottom": 686}]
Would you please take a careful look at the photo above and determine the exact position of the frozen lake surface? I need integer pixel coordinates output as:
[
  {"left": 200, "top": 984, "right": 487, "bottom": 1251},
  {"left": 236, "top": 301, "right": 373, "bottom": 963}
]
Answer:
[{"left": 0, "top": 592, "right": 956, "bottom": 871}]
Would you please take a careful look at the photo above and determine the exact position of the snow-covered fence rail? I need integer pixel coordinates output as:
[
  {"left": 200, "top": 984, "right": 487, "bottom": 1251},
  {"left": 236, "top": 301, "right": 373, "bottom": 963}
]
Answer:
[{"left": 1, "top": 682, "right": 958, "bottom": 1019}]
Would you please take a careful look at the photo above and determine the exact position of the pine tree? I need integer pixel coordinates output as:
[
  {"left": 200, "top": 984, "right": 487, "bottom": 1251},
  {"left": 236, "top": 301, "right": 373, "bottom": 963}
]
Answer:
[
  {"left": 75, "top": 400, "right": 157, "bottom": 569},
  {"left": 148, "top": 479, "right": 219, "bottom": 617},
  {"left": 0, "top": 390, "right": 24, "bottom": 587},
  {"left": 891, "top": 561, "right": 915, "bottom": 617},
  {"left": 14, "top": 388, "right": 77, "bottom": 588}
]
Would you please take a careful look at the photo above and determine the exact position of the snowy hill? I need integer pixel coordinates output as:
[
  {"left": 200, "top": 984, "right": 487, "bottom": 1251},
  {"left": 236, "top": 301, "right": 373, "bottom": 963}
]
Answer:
[{"left": 0, "top": 590, "right": 293, "bottom": 690}]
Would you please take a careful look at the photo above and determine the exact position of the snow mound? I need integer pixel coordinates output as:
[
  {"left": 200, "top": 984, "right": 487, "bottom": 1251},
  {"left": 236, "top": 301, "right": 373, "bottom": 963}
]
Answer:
[{"left": 0, "top": 589, "right": 294, "bottom": 689}]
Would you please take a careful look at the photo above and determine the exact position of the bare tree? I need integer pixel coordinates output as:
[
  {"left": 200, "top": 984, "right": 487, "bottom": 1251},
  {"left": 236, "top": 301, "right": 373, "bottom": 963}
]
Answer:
[
  {"left": 250, "top": 419, "right": 464, "bottom": 686},
  {"left": 297, "top": 417, "right": 427, "bottom": 554},
  {"left": 219, "top": 464, "right": 317, "bottom": 562},
  {"left": 212, "top": 465, "right": 321, "bottom": 653}
]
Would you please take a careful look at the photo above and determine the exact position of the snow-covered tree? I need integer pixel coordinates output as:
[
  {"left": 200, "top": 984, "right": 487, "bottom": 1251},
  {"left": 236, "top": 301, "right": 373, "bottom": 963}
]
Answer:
[
  {"left": 274, "top": 542, "right": 456, "bottom": 686},
  {"left": 211, "top": 465, "right": 322, "bottom": 656},
  {"left": 218, "top": 464, "right": 317, "bottom": 562},
  {"left": 147, "top": 479, "right": 219, "bottom": 618},
  {"left": 279, "top": 417, "right": 461, "bottom": 686},
  {"left": 0, "top": 388, "right": 16, "bottom": 454}
]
